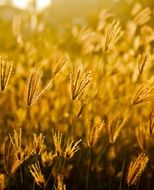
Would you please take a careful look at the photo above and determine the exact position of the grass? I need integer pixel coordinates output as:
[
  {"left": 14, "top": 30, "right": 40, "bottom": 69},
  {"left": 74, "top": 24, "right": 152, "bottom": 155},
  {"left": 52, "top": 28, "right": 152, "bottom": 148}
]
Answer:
[{"left": 0, "top": 1, "right": 154, "bottom": 190}]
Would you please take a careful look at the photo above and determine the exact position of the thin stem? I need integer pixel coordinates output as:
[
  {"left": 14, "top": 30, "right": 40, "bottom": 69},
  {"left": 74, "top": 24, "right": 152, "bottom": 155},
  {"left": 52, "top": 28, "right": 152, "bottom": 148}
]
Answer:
[
  {"left": 20, "top": 166, "right": 23, "bottom": 184},
  {"left": 33, "top": 79, "right": 53, "bottom": 105},
  {"left": 52, "top": 158, "right": 63, "bottom": 190},
  {"left": 86, "top": 147, "right": 92, "bottom": 190},
  {"left": 61, "top": 158, "right": 67, "bottom": 175},
  {"left": 146, "top": 167, "right": 150, "bottom": 190},
  {"left": 43, "top": 157, "right": 60, "bottom": 190},
  {"left": 32, "top": 180, "right": 35, "bottom": 190},
  {"left": 102, "top": 52, "right": 108, "bottom": 76},
  {"left": 136, "top": 175, "right": 141, "bottom": 190},
  {"left": 26, "top": 106, "right": 31, "bottom": 129},
  {"left": 94, "top": 142, "right": 109, "bottom": 167},
  {"left": 109, "top": 160, "right": 112, "bottom": 190},
  {"left": 119, "top": 148, "right": 127, "bottom": 190}
]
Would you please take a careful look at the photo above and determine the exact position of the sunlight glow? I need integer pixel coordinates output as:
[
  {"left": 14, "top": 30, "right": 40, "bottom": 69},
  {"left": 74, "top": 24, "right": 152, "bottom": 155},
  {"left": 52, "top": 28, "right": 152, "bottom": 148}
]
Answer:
[
  {"left": 37, "top": 0, "right": 51, "bottom": 10},
  {"left": 12, "top": 0, "right": 51, "bottom": 10},
  {"left": 12, "top": 0, "right": 27, "bottom": 9}
]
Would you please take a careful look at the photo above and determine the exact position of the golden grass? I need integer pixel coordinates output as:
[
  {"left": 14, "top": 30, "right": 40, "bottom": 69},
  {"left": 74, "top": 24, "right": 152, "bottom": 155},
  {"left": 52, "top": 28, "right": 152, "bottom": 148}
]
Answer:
[{"left": 0, "top": 2, "right": 154, "bottom": 190}]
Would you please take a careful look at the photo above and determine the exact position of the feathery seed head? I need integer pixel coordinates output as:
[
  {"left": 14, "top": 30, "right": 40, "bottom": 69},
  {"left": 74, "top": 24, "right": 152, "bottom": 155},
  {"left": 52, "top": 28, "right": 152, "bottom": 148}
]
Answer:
[
  {"left": 135, "top": 124, "right": 149, "bottom": 151},
  {"left": 70, "top": 69, "right": 91, "bottom": 101},
  {"left": 103, "top": 19, "right": 124, "bottom": 53},
  {"left": 41, "top": 151, "right": 56, "bottom": 167},
  {"left": 4, "top": 137, "right": 22, "bottom": 175},
  {"left": 8, "top": 129, "right": 31, "bottom": 163},
  {"left": 87, "top": 117, "right": 105, "bottom": 147},
  {"left": 4, "top": 129, "right": 35, "bottom": 176},
  {"left": 106, "top": 112, "right": 126, "bottom": 144},
  {"left": 133, "top": 84, "right": 154, "bottom": 105},
  {"left": 133, "top": 7, "right": 152, "bottom": 26},
  {"left": 149, "top": 109, "right": 154, "bottom": 134},
  {"left": 26, "top": 70, "right": 41, "bottom": 106},
  {"left": 127, "top": 153, "right": 149, "bottom": 186},
  {"left": 33, "top": 133, "right": 46, "bottom": 155},
  {"left": 137, "top": 52, "right": 150, "bottom": 75},
  {"left": 53, "top": 55, "right": 68, "bottom": 76},
  {"left": 57, "top": 175, "right": 66, "bottom": 190},
  {"left": 29, "top": 161, "right": 45, "bottom": 188},
  {"left": 53, "top": 131, "right": 63, "bottom": 157},
  {"left": 26, "top": 69, "right": 54, "bottom": 106},
  {"left": 0, "top": 54, "right": 13, "bottom": 91},
  {"left": 64, "top": 138, "right": 82, "bottom": 159},
  {"left": 97, "top": 9, "right": 114, "bottom": 32}
]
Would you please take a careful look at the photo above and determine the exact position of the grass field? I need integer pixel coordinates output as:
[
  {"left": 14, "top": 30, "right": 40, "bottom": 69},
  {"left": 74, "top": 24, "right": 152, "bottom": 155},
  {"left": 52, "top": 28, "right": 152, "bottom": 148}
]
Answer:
[{"left": 0, "top": 1, "right": 154, "bottom": 190}]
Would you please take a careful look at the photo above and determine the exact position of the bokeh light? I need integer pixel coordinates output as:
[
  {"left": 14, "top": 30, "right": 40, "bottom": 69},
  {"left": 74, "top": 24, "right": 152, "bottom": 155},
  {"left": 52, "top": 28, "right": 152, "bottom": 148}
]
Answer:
[{"left": 12, "top": 0, "right": 51, "bottom": 10}]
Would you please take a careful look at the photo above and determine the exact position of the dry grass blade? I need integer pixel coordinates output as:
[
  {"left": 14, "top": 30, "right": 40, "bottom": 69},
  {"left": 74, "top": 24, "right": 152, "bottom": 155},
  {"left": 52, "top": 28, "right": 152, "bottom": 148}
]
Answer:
[
  {"left": 127, "top": 153, "right": 149, "bottom": 186},
  {"left": 0, "top": 55, "right": 13, "bottom": 91},
  {"left": 133, "top": 85, "right": 154, "bottom": 105},
  {"left": 103, "top": 19, "right": 124, "bottom": 52}
]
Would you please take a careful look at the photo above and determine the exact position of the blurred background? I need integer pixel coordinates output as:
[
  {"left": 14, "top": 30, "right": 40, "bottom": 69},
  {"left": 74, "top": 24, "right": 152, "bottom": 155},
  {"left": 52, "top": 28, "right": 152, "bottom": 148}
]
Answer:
[{"left": 0, "top": 0, "right": 154, "bottom": 50}]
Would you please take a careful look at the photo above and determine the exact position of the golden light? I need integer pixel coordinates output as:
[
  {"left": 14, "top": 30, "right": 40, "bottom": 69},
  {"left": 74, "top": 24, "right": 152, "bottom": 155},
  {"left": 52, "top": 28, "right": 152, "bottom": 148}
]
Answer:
[
  {"left": 37, "top": 0, "right": 51, "bottom": 10},
  {"left": 12, "top": 0, "right": 28, "bottom": 9},
  {"left": 12, "top": 0, "right": 51, "bottom": 10}
]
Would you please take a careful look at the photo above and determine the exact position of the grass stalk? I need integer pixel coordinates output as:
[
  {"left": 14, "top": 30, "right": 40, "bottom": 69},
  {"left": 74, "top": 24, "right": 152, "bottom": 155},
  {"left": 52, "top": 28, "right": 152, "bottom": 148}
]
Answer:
[{"left": 86, "top": 147, "right": 92, "bottom": 190}]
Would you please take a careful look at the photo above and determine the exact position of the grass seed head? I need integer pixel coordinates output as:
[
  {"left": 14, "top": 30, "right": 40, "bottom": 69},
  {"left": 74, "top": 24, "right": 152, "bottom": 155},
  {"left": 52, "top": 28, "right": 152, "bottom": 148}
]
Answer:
[
  {"left": 135, "top": 124, "right": 148, "bottom": 151},
  {"left": 26, "top": 70, "right": 41, "bottom": 106},
  {"left": 137, "top": 52, "right": 150, "bottom": 75},
  {"left": 33, "top": 133, "right": 46, "bottom": 155},
  {"left": 103, "top": 19, "right": 124, "bottom": 52},
  {"left": 29, "top": 161, "right": 45, "bottom": 188},
  {"left": 105, "top": 112, "right": 126, "bottom": 144},
  {"left": 41, "top": 151, "right": 56, "bottom": 167},
  {"left": 133, "top": 7, "right": 152, "bottom": 26},
  {"left": 133, "top": 84, "right": 154, "bottom": 105},
  {"left": 149, "top": 109, "right": 154, "bottom": 134},
  {"left": 52, "top": 131, "right": 63, "bottom": 157},
  {"left": 0, "top": 54, "right": 13, "bottom": 91},
  {"left": 127, "top": 153, "right": 149, "bottom": 186},
  {"left": 57, "top": 175, "right": 66, "bottom": 190},
  {"left": 64, "top": 138, "right": 82, "bottom": 159},
  {"left": 87, "top": 117, "right": 105, "bottom": 147},
  {"left": 70, "top": 69, "right": 91, "bottom": 101},
  {"left": 4, "top": 137, "right": 22, "bottom": 175}
]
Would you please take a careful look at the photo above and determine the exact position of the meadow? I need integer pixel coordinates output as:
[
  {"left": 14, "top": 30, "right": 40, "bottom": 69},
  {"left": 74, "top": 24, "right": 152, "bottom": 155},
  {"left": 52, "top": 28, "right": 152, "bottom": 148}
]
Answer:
[{"left": 0, "top": 1, "right": 154, "bottom": 190}]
